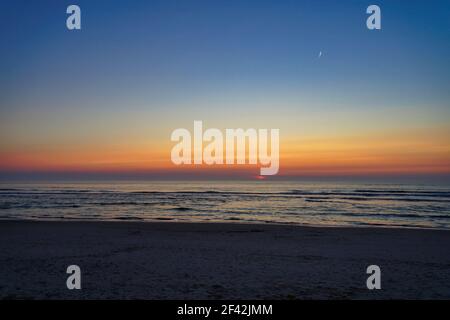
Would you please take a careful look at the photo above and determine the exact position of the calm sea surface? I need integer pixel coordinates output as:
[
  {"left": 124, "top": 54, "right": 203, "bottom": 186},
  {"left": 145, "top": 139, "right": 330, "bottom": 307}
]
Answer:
[{"left": 1, "top": 181, "right": 449, "bottom": 229}]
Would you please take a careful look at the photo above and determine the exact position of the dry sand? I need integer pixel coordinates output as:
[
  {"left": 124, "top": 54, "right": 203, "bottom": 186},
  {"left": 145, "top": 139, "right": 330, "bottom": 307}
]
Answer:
[{"left": 1, "top": 221, "right": 449, "bottom": 299}]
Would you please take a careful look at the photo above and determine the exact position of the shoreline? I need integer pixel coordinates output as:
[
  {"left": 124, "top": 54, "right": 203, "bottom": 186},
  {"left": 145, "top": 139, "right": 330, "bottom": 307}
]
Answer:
[
  {"left": 1, "top": 218, "right": 449, "bottom": 232},
  {"left": 1, "top": 220, "right": 450, "bottom": 299}
]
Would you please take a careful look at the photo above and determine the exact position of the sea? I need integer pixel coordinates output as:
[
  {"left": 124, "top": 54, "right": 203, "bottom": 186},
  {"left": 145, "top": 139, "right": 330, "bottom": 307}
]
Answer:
[{"left": 0, "top": 181, "right": 449, "bottom": 229}]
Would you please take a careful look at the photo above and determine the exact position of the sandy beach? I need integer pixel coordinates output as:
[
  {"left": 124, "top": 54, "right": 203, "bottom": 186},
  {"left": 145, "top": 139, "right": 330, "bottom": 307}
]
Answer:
[{"left": 1, "top": 221, "right": 449, "bottom": 299}]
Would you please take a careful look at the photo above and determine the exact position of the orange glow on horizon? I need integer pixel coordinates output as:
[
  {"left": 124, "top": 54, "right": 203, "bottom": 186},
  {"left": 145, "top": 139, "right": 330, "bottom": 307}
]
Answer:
[{"left": 1, "top": 127, "right": 449, "bottom": 177}]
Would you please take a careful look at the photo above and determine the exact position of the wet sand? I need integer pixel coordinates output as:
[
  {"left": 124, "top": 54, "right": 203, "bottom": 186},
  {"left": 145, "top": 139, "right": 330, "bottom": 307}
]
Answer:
[{"left": 1, "top": 220, "right": 449, "bottom": 299}]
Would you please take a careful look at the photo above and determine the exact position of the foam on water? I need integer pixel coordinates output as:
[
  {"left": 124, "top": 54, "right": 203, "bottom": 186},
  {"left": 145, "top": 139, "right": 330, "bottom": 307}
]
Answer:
[{"left": 0, "top": 181, "right": 449, "bottom": 229}]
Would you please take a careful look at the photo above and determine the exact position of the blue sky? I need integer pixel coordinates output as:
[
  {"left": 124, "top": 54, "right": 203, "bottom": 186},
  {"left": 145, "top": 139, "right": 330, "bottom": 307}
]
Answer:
[
  {"left": 2, "top": 0, "right": 449, "bottom": 111},
  {"left": 0, "top": 0, "right": 449, "bottom": 180}
]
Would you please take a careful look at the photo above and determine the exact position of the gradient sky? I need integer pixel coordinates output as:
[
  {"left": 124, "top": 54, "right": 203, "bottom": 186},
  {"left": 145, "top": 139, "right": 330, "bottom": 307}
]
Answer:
[{"left": 0, "top": 0, "right": 449, "bottom": 180}]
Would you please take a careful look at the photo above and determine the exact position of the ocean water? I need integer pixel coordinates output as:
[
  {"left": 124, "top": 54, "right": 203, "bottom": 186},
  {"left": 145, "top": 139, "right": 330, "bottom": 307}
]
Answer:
[{"left": 0, "top": 181, "right": 449, "bottom": 229}]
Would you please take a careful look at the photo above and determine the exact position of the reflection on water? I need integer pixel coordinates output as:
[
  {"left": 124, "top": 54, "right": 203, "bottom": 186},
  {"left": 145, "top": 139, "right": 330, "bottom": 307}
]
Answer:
[{"left": 0, "top": 181, "right": 449, "bottom": 229}]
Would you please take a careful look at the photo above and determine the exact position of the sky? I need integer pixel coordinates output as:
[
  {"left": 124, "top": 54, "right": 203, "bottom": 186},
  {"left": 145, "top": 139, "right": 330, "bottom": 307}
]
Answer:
[{"left": 0, "top": 0, "right": 449, "bottom": 181}]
